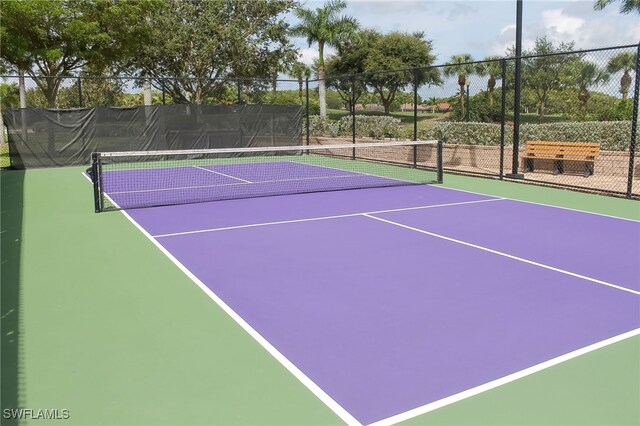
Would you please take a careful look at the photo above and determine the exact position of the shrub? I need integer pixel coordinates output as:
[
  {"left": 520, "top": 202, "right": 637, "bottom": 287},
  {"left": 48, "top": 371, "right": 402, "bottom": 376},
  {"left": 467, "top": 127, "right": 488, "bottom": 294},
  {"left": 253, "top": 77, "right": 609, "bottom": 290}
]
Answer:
[
  {"left": 338, "top": 115, "right": 404, "bottom": 139},
  {"left": 309, "top": 115, "right": 339, "bottom": 137},
  {"left": 309, "top": 114, "right": 405, "bottom": 139},
  {"left": 418, "top": 121, "right": 633, "bottom": 151}
]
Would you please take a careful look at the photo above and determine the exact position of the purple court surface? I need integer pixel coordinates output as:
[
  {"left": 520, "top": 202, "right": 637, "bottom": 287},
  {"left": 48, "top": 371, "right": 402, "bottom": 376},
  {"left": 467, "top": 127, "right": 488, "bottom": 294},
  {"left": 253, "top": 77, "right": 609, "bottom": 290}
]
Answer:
[{"left": 106, "top": 164, "right": 640, "bottom": 425}]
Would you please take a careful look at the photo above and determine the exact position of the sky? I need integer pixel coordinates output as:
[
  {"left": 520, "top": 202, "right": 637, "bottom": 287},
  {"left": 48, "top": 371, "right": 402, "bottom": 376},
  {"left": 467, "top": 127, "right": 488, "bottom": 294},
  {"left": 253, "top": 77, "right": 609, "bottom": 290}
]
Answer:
[{"left": 291, "top": 0, "right": 639, "bottom": 66}]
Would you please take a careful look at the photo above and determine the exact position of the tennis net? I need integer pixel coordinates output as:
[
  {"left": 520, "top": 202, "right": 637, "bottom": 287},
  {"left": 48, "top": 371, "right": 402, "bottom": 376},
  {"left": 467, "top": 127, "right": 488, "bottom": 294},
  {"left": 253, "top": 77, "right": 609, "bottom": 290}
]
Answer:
[{"left": 90, "top": 140, "right": 443, "bottom": 212}]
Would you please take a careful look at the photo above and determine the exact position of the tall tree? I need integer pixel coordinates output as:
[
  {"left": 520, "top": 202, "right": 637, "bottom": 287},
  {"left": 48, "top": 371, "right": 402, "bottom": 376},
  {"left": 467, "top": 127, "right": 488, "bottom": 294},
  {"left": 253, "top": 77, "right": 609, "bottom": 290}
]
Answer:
[
  {"left": 573, "top": 61, "right": 609, "bottom": 114},
  {"left": 607, "top": 52, "right": 637, "bottom": 100},
  {"left": 594, "top": 0, "right": 640, "bottom": 14},
  {"left": 289, "top": 61, "right": 312, "bottom": 105},
  {"left": 290, "top": 0, "right": 358, "bottom": 117},
  {"left": 363, "top": 31, "right": 441, "bottom": 115},
  {"left": 0, "top": 0, "right": 161, "bottom": 107},
  {"left": 324, "top": 29, "right": 378, "bottom": 112},
  {"left": 517, "top": 37, "right": 579, "bottom": 116},
  {"left": 134, "top": 0, "right": 297, "bottom": 104},
  {"left": 475, "top": 57, "right": 503, "bottom": 107},
  {"left": 443, "top": 54, "right": 475, "bottom": 119}
]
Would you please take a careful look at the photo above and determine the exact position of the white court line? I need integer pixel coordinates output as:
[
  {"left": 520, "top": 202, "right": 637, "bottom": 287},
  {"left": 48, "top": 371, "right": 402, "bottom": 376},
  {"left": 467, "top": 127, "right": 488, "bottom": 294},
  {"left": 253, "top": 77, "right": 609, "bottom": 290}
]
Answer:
[
  {"left": 363, "top": 214, "right": 640, "bottom": 296},
  {"left": 86, "top": 171, "right": 639, "bottom": 425},
  {"left": 430, "top": 183, "right": 640, "bottom": 223},
  {"left": 152, "top": 198, "right": 504, "bottom": 238},
  {"left": 191, "top": 165, "right": 253, "bottom": 183},
  {"left": 100, "top": 191, "right": 362, "bottom": 426},
  {"left": 109, "top": 174, "right": 363, "bottom": 194},
  {"left": 369, "top": 328, "right": 640, "bottom": 426}
]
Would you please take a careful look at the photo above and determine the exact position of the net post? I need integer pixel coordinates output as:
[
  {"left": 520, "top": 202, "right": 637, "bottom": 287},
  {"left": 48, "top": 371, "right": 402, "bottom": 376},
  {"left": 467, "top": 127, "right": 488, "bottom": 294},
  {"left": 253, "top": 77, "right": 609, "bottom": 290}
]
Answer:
[
  {"left": 91, "top": 152, "right": 102, "bottom": 212},
  {"left": 436, "top": 140, "right": 444, "bottom": 183}
]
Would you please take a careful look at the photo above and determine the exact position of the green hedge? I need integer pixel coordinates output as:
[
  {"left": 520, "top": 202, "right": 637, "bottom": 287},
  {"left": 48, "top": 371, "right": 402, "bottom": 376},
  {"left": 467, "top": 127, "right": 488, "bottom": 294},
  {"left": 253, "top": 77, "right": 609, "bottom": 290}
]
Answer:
[
  {"left": 423, "top": 121, "right": 634, "bottom": 151},
  {"left": 310, "top": 116, "right": 634, "bottom": 151},
  {"left": 310, "top": 115, "right": 408, "bottom": 139}
]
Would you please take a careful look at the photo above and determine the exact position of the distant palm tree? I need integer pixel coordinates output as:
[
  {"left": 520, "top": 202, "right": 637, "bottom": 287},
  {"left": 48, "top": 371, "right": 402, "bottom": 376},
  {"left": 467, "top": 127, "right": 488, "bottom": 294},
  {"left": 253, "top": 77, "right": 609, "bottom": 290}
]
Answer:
[
  {"left": 291, "top": 0, "right": 358, "bottom": 117},
  {"left": 443, "top": 54, "right": 475, "bottom": 119},
  {"left": 575, "top": 61, "right": 609, "bottom": 114},
  {"left": 593, "top": 0, "right": 640, "bottom": 14},
  {"left": 289, "top": 61, "right": 312, "bottom": 105},
  {"left": 475, "top": 57, "right": 503, "bottom": 107},
  {"left": 607, "top": 52, "right": 637, "bottom": 100}
]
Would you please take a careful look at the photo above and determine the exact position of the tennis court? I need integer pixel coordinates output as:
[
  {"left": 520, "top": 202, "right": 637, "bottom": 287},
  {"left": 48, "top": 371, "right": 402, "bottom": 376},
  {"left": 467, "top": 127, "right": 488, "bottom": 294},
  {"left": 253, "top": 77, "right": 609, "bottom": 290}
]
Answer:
[
  {"left": 2, "top": 142, "right": 639, "bottom": 425},
  {"left": 88, "top": 142, "right": 640, "bottom": 425}
]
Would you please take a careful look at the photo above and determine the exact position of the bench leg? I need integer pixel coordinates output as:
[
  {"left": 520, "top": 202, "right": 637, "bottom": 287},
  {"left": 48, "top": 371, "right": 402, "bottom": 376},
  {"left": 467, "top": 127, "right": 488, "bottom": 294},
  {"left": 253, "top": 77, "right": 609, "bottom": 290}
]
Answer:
[
  {"left": 523, "top": 158, "right": 534, "bottom": 173},
  {"left": 584, "top": 162, "right": 594, "bottom": 177},
  {"left": 553, "top": 160, "right": 564, "bottom": 175}
]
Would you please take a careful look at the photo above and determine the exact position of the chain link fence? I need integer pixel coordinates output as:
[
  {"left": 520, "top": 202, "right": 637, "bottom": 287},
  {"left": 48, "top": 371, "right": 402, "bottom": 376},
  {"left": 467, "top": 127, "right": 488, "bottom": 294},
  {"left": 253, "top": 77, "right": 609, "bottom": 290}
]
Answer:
[{"left": 2, "top": 44, "right": 638, "bottom": 198}]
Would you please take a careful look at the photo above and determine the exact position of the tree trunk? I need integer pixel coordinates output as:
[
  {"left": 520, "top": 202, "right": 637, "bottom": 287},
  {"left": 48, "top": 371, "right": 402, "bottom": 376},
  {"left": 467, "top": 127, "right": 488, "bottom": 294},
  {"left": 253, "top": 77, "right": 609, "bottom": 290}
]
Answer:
[
  {"left": 459, "top": 84, "right": 465, "bottom": 120},
  {"left": 143, "top": 79, "right": 152, "bottom": 106},
  {"left": 298, "top": 78, "right": 303, "bottom": 105},
  {"left": 18, "top": 70, "right": 27, "bottom": 108},
  {"left": 318, "top": 66, "right": 327, "bottom": 117},
  {"left": 19, "top": 70, "right": 27, "bottom": 143},
  {"left": 621, "top": 71, "right": 631, "bottom": 100},
  {"left": 488, "top": 75, "right": 496, "bottom": 107},
  {"left": 318, "top": 42, "right": 327, "bottom": 117}
]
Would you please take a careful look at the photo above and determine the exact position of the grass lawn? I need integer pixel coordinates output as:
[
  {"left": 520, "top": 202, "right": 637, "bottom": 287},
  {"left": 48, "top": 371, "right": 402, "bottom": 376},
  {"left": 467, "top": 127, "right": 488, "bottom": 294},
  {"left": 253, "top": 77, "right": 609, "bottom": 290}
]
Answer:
[{"left": 1, "top": 144, "right": 9, "bottom": 168}]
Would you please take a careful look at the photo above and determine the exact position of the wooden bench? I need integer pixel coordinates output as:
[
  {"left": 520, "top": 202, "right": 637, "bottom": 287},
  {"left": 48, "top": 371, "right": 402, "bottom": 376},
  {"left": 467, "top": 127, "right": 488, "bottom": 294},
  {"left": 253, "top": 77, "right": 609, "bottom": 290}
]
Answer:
[{"left": 522, "top": 141, "right": 600, "bottom": 177}]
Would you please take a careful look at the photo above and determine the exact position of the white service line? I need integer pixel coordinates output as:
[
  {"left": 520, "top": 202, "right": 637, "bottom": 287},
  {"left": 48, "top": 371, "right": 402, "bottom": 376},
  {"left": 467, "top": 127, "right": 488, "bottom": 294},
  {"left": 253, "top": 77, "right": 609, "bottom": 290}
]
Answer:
[
  {"left": 362, "top": 213, "right": 640, "bottom": 296},
  {"left": 368, "top": 328, "right": 640, "bottom": 426},
  {"left": 429, "top": 184, "right": 640, "bottom": 223},
  {"left": 152, "top": 198, "right": 504, "bottom": 238},
  {"left": 192, "top": 165, "right": 253, "bottom": 183}
]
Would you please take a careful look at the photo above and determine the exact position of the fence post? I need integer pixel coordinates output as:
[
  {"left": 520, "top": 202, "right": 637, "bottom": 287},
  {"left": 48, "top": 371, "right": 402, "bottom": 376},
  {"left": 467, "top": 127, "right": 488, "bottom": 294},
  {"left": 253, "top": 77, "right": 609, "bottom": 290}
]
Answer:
[
  {"left": 351, "top": 75, "right": 356, "bottom": 160},
  {"left": 412, "top": 69, "right": 419, "bottom": 167},
  {"left": 626, "top": 44, "right": 640, "bottom": 198},
  {"left": 236, "top": 79, "right": 242, "bottom": 104},
  {"left": 499, "top": 59, "right": 507, "bottom": 179},
  {"left": 77, "top": 77, "right": 83, "bottom": 107},
  {"left": 161, "top": 79, "right": 166, "bottom": 105},
  {"left": 506, "top": 0, "right": 524, "bottom": 179},
  {"left": 413, "top": 68, "right": 418, "bottom": 141},
  {"left": 305, "top": 77, "right": 310, "bottom": 148}
]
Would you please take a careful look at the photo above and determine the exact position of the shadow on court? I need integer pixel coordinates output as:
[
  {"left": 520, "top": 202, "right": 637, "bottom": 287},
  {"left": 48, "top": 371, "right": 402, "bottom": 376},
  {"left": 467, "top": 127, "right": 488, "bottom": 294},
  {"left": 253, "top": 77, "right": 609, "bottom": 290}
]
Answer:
[{"left": 1, "top": 169, "right": 24, "bottom": 425}]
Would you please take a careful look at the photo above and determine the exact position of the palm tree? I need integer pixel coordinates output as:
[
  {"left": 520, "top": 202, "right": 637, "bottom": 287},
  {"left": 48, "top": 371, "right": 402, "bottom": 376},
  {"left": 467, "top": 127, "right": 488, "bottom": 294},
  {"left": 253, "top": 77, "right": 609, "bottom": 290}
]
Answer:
[
  {"left": 291, "top": 0, "right": 358, "bottom": 117},
  {"left": 289, "top": 61, "right": 312, "bottom": 105},
  {"left": 594, "top": 0, "right": 640, "bottom": 14},
  {"left": 575, "top": 61, "right": 609, "bottom": 114},
  {"left": 607, "top": 52, "right": 637, "bottom": 100},
  {"left": 443, "top": 54, "right": 475, "bottom": 119},
  {"left": 475, "top": 57, "right": 503, "bottom": 107}
]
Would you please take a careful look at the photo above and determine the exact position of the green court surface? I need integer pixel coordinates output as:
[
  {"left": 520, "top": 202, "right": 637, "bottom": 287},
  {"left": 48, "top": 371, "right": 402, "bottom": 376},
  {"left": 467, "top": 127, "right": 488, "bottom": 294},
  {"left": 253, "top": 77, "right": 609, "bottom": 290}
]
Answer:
[{"left": 1, "top": 166, "right": 639, "bottom": 425}]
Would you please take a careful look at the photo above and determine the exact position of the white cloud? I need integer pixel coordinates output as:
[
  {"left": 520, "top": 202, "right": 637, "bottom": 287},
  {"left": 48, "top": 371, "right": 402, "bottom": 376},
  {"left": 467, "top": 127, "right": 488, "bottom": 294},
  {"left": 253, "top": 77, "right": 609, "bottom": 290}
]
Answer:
[
  {"left": 297, "top": 47, "right": 336, "bottom": 66},
  {"left": 542, "top": 9, "right": 585, "bottom": 35}
]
